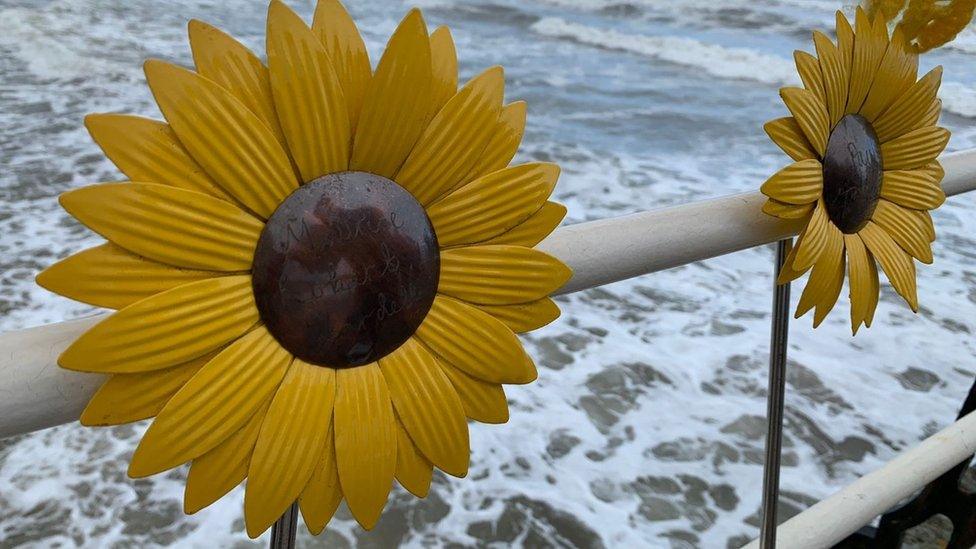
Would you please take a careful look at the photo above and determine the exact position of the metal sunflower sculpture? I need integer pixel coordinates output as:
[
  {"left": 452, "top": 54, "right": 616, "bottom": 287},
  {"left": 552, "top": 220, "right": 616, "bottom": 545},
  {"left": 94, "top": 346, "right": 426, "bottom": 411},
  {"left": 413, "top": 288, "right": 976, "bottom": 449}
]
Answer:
[
  {"left": 760, "top": 8, "right": 949, "bottom": 333},
  {"left": 36, "top": 0, "right": 571, "bottom": 537}
]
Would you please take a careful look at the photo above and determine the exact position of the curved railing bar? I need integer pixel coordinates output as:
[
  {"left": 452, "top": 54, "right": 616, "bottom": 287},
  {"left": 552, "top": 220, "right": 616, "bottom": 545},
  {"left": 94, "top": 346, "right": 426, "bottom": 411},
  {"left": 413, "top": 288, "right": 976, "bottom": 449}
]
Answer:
[
  {"left": 1, "top": 149, "right": 975, "bottom": 545},
  {"left": 742, "top": 408, "right": 976, "bottom": 549},
  {"left": 2, "top": 148, "right": 975, "bottom": 439}
]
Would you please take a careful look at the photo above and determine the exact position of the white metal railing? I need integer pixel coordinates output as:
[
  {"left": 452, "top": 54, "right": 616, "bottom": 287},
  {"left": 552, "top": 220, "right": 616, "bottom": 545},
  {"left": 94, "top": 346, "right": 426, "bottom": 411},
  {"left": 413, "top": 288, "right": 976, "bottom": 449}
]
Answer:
[{"left": 1, "top": 148, "right": 976, "bottom": 546}]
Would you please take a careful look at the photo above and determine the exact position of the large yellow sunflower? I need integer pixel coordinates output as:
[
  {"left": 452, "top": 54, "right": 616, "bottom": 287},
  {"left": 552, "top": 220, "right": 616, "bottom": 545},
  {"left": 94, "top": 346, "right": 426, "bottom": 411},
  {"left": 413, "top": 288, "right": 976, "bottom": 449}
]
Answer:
[
  {"left": 36, "top": 0, "right": 571, "bottom": 537},
  {"left": 760, "top": 7, "right": 949, "bottom": 333}
]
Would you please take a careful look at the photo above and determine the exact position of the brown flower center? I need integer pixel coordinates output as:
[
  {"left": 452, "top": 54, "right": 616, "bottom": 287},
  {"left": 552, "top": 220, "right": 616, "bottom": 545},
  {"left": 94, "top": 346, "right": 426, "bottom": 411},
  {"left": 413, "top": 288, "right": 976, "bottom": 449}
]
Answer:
[
  {"left": 252, "top": 172, "right": 440, "bottom": 368},
  {"left": 822, "top": 114, "right": 883, "bottom": 234}
]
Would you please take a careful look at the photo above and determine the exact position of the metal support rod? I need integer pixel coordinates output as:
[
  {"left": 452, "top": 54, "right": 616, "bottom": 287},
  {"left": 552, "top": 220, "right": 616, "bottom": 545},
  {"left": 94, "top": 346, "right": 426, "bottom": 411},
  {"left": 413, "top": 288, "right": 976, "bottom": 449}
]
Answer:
[
  {"left": 270, "top": 502, "right": 299, "bottom": 548},
  {"left": 759, "top": 239, "right": 792, "bottom": 549}
]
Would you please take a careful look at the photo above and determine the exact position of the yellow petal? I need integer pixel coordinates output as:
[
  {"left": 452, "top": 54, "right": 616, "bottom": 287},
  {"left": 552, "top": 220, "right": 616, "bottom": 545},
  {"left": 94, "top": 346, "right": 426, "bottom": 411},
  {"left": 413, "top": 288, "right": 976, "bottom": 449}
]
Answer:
[
  {"left": 395, "top": 420, "right": 433, "bottom": 498},
  {"left": 144, "top": 60, "right": 297, "bottom": 218},
  {"left": 428, "top": 26, "right": 458, "bottom": 120},
  {"left": 267, "top": 0, "right": 350, "bottom": 182},
  {"left": 184, "top": 399, "right": 270, "bottom": 514},
  {"left": 844, "top": 233, "right": 879, "bottom": 334},
  {"left": 859, "top": 221, "right": 918, "bottom": 311},
  {"left": 245, "top": 360, "right": 336, "bottom": 538},
  {"left": 812, "top": 32, "right": 848, "bottom": 127},
  {"left": 880, "top": 168, "right": 946, "bottom": 210},
  {"left": 415, "top": 294, "right": 535, "bottom": 384},
  {"left": 466, "top": 101, "right": 527, "bottom": 180},
  {"left": 764, "top": 117, "right": 818, "bottom": 161},
  {"left": 795, "top": 222, "right": 844, "bottom": 326},
  {"left": 311, "top": 0, "right": 372, "bottom": 132},
  {"left": 80, "top": 354, "right": 210, "bottom": 426},
  {"left": 780, "top": 87, "right": 828, "bottom": 156},
  {"left": 879, "top": 126, "right": 950, "bottom": 170},
  {"left": 480, "top": 201, "right": 566, "bottom": 247},
  {"left": 188, "top": 19, "right": 288, "bottom": 148},
  {"left": 475, "top": 298, "right": 561, "bottom": 333},
  {"left": 300, "top": 424, "right": 342, "bottom": 535},
  {"left": 760, "top": 159, "right": 823, "bottom": 205},
  {"left": 835, "top": 11, "right": 854, "bottom": 75},
  {"left": 872, "top": 199, "right": 934, "bottom": 263},
  {"left": 396, "top": 66, "right": 505, "bottom": 205},
  {"left": 379, "top": 338, "right": 469, "bottom": 477},
  {"left": 859, "top": 28, "right": 918, "bottom": 121},
  {"left": 36, "top": 243, "right": 215, "bottom": 310},
  {"left": 847, "top": 7, "right": 886, "bottom": 114},
  {"left": 872, "top": 66, "right": 943, "bottom": 143},
  {"left": 440, "top": 362, "right": 509, "bottom": 423},
  {"left": 84, "top": 114, "right": 231, "bottom": 200},
  {"left": 59, "top": 182, "right": 262, "bottom": 271},
  {"left": 762, "top": 198, "right": 815, "bottom": 220},
  {"left": 349, "top": 9, "right": 431, "bottom": 178},
  {"left": 60, "top": 276, "right": 258, "bottom": 373},
  {"left": 129, "top": 327, "right": 291, "bottom": 477},
  {"left": 910, "top": 206, "right": 936, "bottom": 242},
  {"left": 775, "top": 237, "right": 811, "bottom": 286},
  {"left": 439, "top": 245, "right": 572, "bottom": 305},
  {"left": 428, "top": 163, "right": 558, "bottom": 247},
  {"left": 334, "top": 364, "right": 397, "bottom": 530},
  {"left": 921, "top": 99, "right": 942, "bottom": 128},
  {"left": 792, "top": 201, "right": 830, "bottom": 272},
  {"left": 794, "top": 50, "right": 826, "bottom": 106}
]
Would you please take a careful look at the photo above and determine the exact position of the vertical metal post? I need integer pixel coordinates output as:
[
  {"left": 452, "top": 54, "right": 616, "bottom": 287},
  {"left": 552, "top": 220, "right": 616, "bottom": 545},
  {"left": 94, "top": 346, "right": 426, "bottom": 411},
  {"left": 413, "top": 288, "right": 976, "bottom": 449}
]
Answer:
[
  {"left": 270, "top": 502, "right": 299, "bottom": 549},
  {"left": 760, "top": 238, "right": 792, "bottom": 549}
]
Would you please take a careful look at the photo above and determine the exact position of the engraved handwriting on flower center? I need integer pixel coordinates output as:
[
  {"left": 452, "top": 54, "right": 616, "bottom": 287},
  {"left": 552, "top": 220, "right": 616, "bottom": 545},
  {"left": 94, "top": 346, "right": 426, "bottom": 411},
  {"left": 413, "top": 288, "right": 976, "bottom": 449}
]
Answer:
[{"left": 252, "top": 171, "right": 440, "bottom": 368}]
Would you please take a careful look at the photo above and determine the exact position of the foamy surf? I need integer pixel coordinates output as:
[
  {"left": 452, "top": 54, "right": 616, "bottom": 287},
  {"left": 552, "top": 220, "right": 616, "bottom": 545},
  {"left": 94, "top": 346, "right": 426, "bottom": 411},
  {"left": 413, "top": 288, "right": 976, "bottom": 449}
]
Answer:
[{"left": 531, "top": 17, "right": 800, "bottom": 86}]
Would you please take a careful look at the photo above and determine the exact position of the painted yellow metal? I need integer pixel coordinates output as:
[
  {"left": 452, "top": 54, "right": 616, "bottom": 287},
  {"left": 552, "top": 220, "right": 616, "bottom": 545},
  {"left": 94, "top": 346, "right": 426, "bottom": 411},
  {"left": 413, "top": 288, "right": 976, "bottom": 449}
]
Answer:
[
  {"left": 350, "top": 9, "right": 431, "bottom": 178},
  {"left": 428, "top": 26, "right": 458, "bottom": 120},
  {"left": 397, "top": 66, "right": 505, "bottom": 205},
  {"left": 60, "top": 183, "right": 262, "bottom": 272},
  {"left": 36, "top": 243, "right": 216, "bottom": 310},
  {"left": 311, "top": 0, "right": 371, "bottom": 132},
  {"left": 416, "top": 295, "right": 535, "bottom": 384},
  {"left": 466, "top": 100, "right": 528, "bottom": 180},
  {"left": 475, "top": 297, "right": 562, "bottom": 333},
  {"left": 245, "top": 360, "right": 336, "bottom": 537},
  {"left": 59, "top": 276, "right": 258, "bottom": 373},
  {"left": 80, "top": 353, "right": 210, "bottom": 425},
  {"left": 39, "top": 0, "right": 572, "bottom": 538},
  {"left": 299, "top": 424, "right": 342, "bottom": 535},
  {"left": 128, "top": 326, "right": 292, "bottom": 477},
  {"left": 188, "top": 19, "right": 289, "bottom": 149},
  {"left": 439, "top": 362, "right": 510, "bottom": 424},
  {"left": 333, "top": 364, "right": 396, "bottom": 530},
  {"left": 145, "top": 60, "right": 298, "bottom": 218},
  {"left": 427, "top": 162, "right": 559, "bottom": 247},
  {"left": 379, "top": 338, "right": 469, "bottom": 476},
  {"left": 84, "top": 114, "right": 233, "bottom": 200},
  {"left": 394, "top": 421, "right": 433, "bottom": 498},
  {"left": 438, "top": 245, "right": 573, "bottom": 305},
  {"left": 760, "top": 8, "right": 950, "bottom": 330},
  {"left": 482, "top": 201, "right": 567, "bottom": 247},
  {"left": 267, "top": 0, "right": 350, "bottom": 182},
  {"left": 184, "top": 399, "right": 270, "bottom": 514}
]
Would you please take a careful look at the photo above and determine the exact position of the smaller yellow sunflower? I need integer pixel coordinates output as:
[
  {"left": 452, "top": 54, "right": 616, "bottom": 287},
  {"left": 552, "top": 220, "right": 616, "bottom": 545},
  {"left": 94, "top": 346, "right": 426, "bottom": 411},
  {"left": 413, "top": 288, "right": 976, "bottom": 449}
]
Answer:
[
  {"left": 761, "top": 8, "right": 949, "bottom": 333},
  {"left": 37, "top": 0, "right": 570, "bottom": 538}
]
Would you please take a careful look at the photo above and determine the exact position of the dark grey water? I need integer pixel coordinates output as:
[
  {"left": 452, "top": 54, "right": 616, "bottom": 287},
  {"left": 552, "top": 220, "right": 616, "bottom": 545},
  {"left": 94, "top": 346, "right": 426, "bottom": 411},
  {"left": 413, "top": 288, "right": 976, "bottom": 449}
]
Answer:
[{"left": 1, "top": 0, "right": 976, "bottom": 546}]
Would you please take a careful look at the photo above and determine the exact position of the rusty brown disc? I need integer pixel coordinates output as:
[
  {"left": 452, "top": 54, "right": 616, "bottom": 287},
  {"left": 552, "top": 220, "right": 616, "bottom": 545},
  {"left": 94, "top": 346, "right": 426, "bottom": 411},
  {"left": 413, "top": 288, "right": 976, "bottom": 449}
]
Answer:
[
  {"left": 252, "top": 172, "right": 440, "bottom": 368},
  {"left": 822, "top": 114, "right": 883, "bottom": 234}
]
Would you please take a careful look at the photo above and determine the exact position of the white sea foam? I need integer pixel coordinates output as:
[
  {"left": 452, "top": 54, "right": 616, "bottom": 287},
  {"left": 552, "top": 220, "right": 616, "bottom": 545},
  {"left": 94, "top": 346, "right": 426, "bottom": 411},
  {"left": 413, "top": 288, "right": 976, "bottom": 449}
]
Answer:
[
  {"left": 942, "top": 81, "right": 976, "bottom": 118},
  {"left": 531, "top": 17, "right": 800, "bottom": 86}
]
